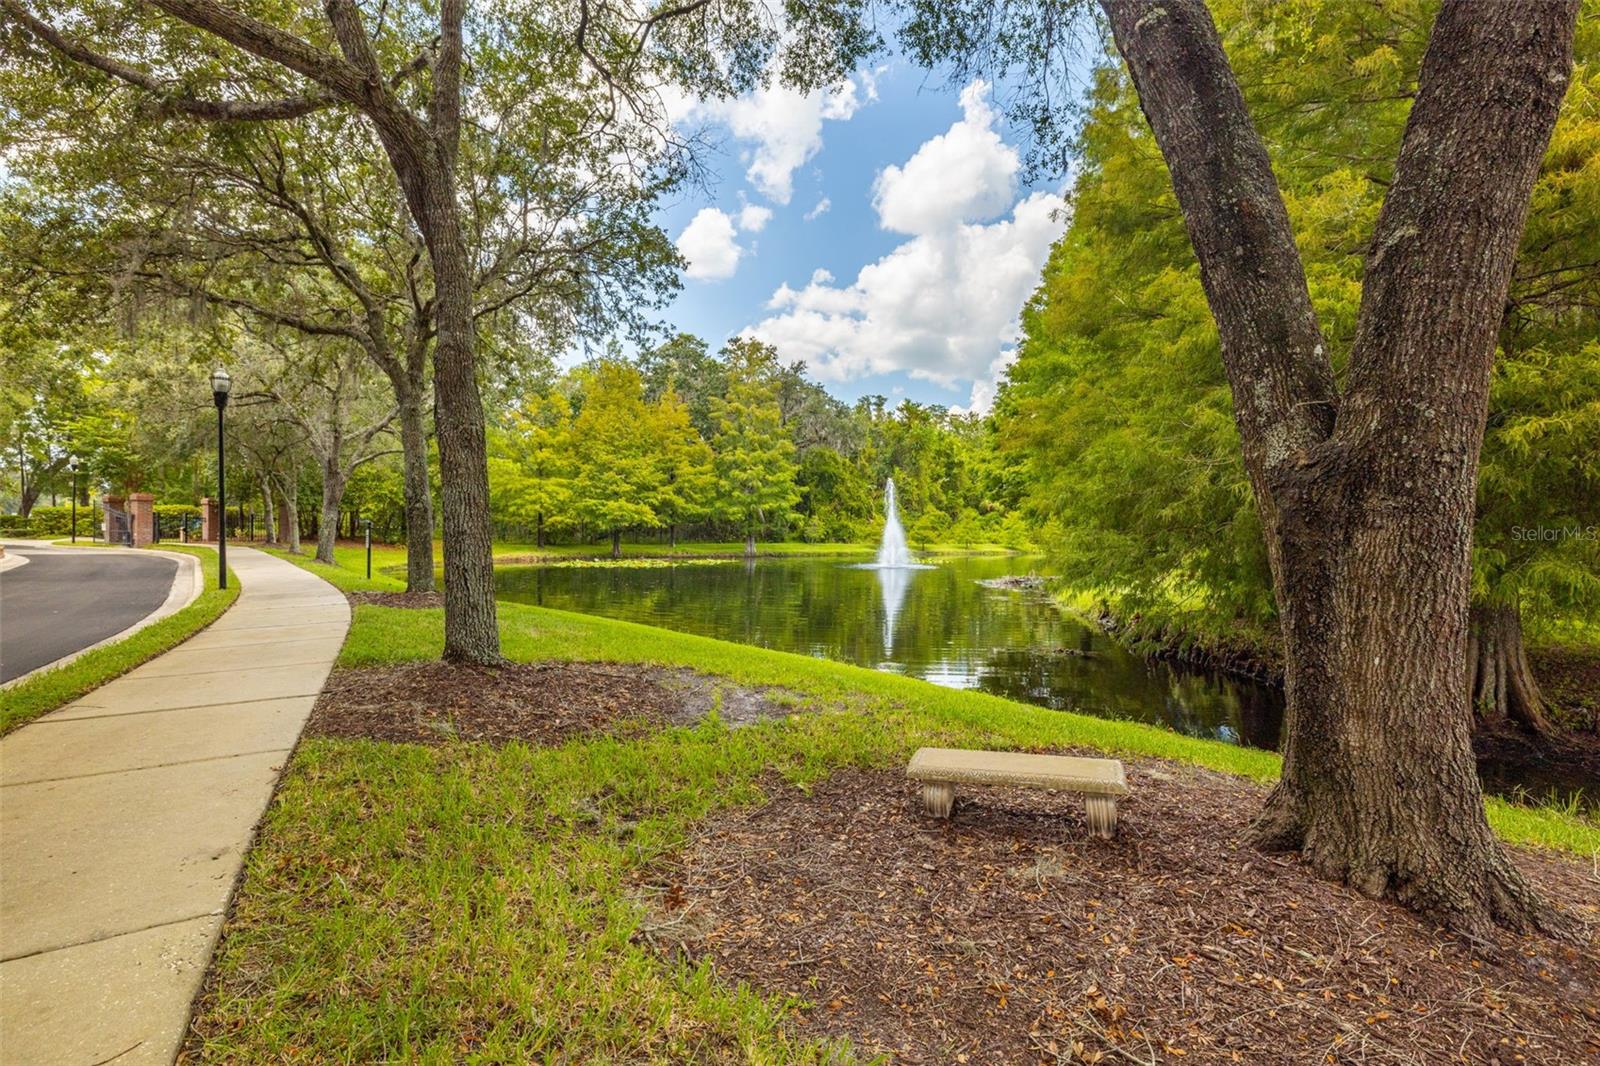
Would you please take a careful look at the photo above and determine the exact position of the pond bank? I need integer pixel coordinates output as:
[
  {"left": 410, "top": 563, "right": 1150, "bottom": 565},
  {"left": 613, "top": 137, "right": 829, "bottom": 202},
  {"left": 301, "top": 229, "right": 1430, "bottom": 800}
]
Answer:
[{"left": 1072, "top": 598, "right": 1600, "bottom": 806}]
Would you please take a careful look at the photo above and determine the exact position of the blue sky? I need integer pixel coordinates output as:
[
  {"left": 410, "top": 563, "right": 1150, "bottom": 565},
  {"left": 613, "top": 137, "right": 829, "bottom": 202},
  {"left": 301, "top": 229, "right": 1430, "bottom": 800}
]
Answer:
[{"left": 646, "top": 58, "right": 1094, "bottom": 413}]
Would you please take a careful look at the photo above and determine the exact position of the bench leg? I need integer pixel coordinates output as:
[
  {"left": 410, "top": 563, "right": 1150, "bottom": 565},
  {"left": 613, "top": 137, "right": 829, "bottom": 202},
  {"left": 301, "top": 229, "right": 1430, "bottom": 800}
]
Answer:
[
  {"left": 1085, "top": 795, "right": 1118, "bottom": 839},
  {"left": 922, "top": 781, "right": 955, "bottom": 819}
]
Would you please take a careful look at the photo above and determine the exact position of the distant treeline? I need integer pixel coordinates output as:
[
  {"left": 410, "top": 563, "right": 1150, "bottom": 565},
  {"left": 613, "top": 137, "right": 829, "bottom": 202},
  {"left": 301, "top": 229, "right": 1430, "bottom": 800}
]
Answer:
[{"left": 486, "top": 335, "right": 1028, "bottom": 552}]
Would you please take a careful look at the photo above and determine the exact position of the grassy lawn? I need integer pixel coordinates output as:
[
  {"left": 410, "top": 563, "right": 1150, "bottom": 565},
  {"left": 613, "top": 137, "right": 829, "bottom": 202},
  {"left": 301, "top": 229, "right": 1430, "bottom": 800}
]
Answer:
[
  {"left": 0, "top": 545, "right": 237, "bottom": 734},
  {"left": 268, "top": 537, "right": 1022, "bottom": 590},
  {"left": 189, "top": 577, "right": 1597, "bottom": 1060}
]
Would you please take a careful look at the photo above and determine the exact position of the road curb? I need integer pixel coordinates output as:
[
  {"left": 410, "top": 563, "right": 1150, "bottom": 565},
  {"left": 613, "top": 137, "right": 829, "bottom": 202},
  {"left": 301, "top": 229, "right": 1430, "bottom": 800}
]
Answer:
[{"left": 0, "top": 547, "right": 207, "bottom": 691}]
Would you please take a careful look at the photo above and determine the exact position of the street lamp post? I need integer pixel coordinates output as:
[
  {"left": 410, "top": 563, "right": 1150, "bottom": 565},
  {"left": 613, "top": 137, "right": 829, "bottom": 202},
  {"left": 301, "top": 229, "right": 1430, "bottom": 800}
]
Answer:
[
  {"left": 69, "top": 458, "right": 79, "bottom": 543},
  {"left": 363, "top": 518, "right": 373, "bottom": 579},
  {"left": 212, "top": 367, "right": 232, "bottom": 590}
]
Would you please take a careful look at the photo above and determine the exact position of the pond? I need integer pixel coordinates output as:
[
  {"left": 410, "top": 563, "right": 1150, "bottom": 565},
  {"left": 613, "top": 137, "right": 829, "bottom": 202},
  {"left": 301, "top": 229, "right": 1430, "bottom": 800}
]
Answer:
[
  {"left": 495, "top": 554, "right": 1286, "bottom": 749},
  {"left": 496, "top": 553, "right": 1595, "bottom": 807}
]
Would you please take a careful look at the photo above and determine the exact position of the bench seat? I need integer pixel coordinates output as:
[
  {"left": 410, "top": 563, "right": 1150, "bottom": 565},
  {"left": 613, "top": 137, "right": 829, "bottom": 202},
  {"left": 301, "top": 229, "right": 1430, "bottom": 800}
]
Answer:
[{"left": 906, "top": 747, "right": 1129, "bottom": 838}]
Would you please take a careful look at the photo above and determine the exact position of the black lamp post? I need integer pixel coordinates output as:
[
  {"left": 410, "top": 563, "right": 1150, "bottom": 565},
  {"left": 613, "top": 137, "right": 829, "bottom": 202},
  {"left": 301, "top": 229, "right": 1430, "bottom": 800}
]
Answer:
[
  {"left": 212, "top": 367, "right": 232, "bottom": 589},
  {"left": 69, "top": 458, "right": 79, "bottom": 543},
  {"left": 363, "top": 517, "right": 373, "bottom": 579}
]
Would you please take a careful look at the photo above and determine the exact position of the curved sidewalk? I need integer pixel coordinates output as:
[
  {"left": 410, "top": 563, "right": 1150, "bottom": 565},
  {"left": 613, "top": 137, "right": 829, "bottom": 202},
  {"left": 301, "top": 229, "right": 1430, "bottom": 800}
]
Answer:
[{"left": 0, "top": 547, "right": 349, "bottom": 1065}]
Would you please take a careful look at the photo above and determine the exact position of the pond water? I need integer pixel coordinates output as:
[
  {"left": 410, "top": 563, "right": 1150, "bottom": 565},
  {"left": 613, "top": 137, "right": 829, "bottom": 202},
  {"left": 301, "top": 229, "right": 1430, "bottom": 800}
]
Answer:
[{"left": 495, "top": 554, "right": 1287, "bottom": 749}]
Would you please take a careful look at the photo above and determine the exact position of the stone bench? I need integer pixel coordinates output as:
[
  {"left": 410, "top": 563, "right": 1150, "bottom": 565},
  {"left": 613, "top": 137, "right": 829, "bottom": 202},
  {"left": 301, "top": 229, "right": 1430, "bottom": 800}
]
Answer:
[{"left": 906, "top": 747, "right": 1130, "bottom": 838}]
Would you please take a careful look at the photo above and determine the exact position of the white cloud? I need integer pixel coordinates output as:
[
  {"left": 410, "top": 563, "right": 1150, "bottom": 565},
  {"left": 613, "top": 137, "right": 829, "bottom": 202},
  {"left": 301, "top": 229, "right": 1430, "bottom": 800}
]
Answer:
[
  {"left": 678, "top": 76, "right": 866, "bottom": 204},
  {"left": 676, "top": 207, "right": 743, "bottom": 280},
  {"left": 746, "top": 82, "right": 1067, "bottom": 394},
  {"left": 737, "top": 203, "right": 773, "bottom": 232},
  {"left": 804, "top": 196, "right": 831, "bottom": 221},
  {"left": 952, "top": 348, "right": 1020, "bottom": 416},
  {"left": 873, "top": 80, "right": 1019, "bottom": 236}
]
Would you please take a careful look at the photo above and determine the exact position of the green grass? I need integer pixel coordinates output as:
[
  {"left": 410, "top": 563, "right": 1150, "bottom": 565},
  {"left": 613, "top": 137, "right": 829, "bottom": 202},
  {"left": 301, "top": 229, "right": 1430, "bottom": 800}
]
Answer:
[
  {"left": 0, "top": 545, "right": 238, "bottom": 734},
  {"left": 270, "top": 537, "right": 1021, "bottom": 589},
  {"left": 189, "top": 598, "right": 1598, "bottom": 1061}
]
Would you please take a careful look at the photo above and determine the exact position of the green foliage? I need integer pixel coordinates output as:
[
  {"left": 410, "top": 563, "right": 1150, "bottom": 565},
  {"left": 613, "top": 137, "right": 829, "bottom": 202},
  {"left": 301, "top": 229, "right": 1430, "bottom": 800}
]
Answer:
[
  {"left": 653, "top": 386, "right": 716, "bottom": 534},
  {"left": 710, "top": 339, "right": 802, "bottom": 540},
  {"left": 567, "top": 361, "right": 668, "bottom": 539},
  {"left": 1001, "top": 0, "right": 1600, "bottom": 634},
  {"left": 5, "top": 505, "right": 100, "bottom": 537}
]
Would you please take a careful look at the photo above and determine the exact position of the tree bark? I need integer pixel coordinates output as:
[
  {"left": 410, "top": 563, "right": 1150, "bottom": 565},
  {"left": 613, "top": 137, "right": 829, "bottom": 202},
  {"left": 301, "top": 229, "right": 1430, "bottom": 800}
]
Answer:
[
  {"left": 611, "top": 528, "right": 622, "bottom": 559},
  {"left": 260, "top": 476, "right": 276, "bottom": 544},
  {"left": 1102, "top": 0, "right": 1579, "bottom": 937},
  {"left": 396, "top": 382, "right": 436, "bottom": 593},
  {"left": 744, "top": 530, "right": 756, "bottom": 558},
  {"left": 536, "top": 512, "right": 545, "bottom": 549},
  {"left": 1469, "top": 603, "right": 1556, "bottom": 736},
  {"left": 278, "top": 467, "right": 301, "bottom": 554},
  {"left": 315, "top": 465, "right": 348, "bottom": 565}
]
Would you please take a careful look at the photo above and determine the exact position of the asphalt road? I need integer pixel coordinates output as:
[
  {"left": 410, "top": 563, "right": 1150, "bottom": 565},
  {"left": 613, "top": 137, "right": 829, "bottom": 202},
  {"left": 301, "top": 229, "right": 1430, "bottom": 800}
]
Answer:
[{"left": 0, "top": 546, "right": 180, "bottom": 683}]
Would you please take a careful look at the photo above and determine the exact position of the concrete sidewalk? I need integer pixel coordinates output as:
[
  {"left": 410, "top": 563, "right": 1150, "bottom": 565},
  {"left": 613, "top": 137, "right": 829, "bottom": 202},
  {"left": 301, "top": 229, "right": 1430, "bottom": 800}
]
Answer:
[{"left": 0, "top": 547, "right": 349, "bottom": 1064}]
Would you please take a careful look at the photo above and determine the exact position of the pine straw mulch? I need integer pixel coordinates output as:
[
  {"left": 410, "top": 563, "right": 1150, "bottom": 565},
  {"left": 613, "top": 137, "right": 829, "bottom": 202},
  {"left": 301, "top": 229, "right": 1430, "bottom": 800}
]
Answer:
[
  {"left": 638, "top": 761, "right": 1600, "bottom": 1065},
  {"left": 306, "top": 660, "right": 797, "bottom": 746}
]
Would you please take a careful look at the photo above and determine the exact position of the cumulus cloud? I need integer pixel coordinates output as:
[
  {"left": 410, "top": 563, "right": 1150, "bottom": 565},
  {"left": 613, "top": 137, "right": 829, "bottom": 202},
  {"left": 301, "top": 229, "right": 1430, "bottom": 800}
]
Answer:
[
  {"left": 746, "top": 82, "right": 1067, "bottom": 394},
  {"left": 804, "top": 196, "right": 832, "bottom": 221},
  {"left": 676, "top": 207, "right": 743, "bottom": 280},
  {"left": 737, "top": 203, "right": 773, "bottom": 232},
  {"left": 678, "top": 77, "right": 865, "bottom": 204},
  {"left": 873, "top": 81, "right": 1020, "bottom": 236}
]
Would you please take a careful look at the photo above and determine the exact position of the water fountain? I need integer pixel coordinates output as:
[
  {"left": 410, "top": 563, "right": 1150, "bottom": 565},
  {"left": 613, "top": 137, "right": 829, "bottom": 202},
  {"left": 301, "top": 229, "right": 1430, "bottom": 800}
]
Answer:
[{"left": 876, "top": 477, "right": 914, "bottom": 568}]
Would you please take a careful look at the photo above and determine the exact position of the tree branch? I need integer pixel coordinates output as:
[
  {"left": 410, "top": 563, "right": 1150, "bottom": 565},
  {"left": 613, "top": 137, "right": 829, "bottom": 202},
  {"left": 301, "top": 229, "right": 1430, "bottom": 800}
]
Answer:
[
  {"left": 1101, "top": 0, "right": 1338, "bottom": 482},
  {"left": 1, "top": 0, "right": 337, "bottom": 121}
]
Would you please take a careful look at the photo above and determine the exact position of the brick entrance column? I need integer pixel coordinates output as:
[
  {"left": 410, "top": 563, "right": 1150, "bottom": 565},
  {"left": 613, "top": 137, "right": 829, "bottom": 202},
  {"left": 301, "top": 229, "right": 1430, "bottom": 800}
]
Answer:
[
  {"left": 128, "top": 493, "right": 155, "bottom": 547},
  {"left": 200, "top": 497, "right": 222, "bottom": 543}
]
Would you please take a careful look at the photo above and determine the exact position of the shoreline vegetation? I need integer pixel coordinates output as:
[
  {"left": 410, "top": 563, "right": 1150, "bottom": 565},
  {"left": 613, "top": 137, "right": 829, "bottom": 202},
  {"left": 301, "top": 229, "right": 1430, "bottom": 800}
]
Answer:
[
  {"left": 1051, "top": 590, "right": 1599, "bottom": 733},
  {"left": 0, "top": 544, "right": 236, "bottom": 734}
]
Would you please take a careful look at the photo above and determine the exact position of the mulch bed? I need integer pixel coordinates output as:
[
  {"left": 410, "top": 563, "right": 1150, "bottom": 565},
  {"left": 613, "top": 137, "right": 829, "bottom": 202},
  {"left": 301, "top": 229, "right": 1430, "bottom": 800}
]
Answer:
[
  {"left": 345, "top": 590, "right": 444, "bottom": 608},
  {"left": 640, "top": 762, "right": 1600, "bottom": 1064},
  {"left": 307, "top": 661, "right": 796, "bottom": 746},
  {"left": 1533, "top": 646, "right": 1600, "bottom": 733}
]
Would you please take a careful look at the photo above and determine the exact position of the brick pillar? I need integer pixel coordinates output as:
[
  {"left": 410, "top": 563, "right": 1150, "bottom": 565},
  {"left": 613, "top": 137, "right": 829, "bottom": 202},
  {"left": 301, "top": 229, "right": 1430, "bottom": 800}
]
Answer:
[
  {"left": 200, "top": 497, "right": 222, "bottom": 543},
  {"left": 128, "top": 492, "right": 155, "bottom": 547}
]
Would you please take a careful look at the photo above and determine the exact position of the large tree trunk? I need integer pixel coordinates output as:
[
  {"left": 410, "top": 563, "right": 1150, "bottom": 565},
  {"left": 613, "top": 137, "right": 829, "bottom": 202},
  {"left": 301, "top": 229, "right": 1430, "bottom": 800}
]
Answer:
[
  {"left": 278, "top": 467, "right": 301, "bottom": 554},
  {"left": 744, "top": 530, "right": 756, "bottom": 558},
  {"left": 260, "top": 476, "right": 276, "bottom": 544},
  {"left": 1469, "top": 603, "right": 1556, "bottom": 735},
  {"left": 536, "top": 512, "right": 545, "bottom": 549},
  {"left": 315, "top": 466, "right": 348, "bottom": 565},
  {"left": 1103, "top": 0, "right": 1579, "bottom": 937},
  {"left": 610, "top": 528, "right": 622, "bottom": 559},
  {"left": 397, "top": 387, "right": 435, "bottom": 593}
]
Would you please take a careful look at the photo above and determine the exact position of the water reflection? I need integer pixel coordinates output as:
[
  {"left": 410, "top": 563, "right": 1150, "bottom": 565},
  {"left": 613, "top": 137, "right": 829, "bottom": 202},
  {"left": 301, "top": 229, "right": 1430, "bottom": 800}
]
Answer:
[
  {"left": 876, "top": 564, "right": 911, "bottom": 659},
  {"left": 496, "top": 555, "right": 1286, "bottom": 750}
]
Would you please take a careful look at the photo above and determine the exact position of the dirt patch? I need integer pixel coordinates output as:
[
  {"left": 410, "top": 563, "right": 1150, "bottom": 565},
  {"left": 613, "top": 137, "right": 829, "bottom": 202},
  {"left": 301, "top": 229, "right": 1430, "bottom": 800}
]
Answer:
[
  {"left": 346, "top": 590, "right": 444, "bottom": 609},
  {"left": 1533, "top": 645, "right": 1600, "bottom": 734},
  {"left": 307, "top": 661, "right": 798, "bottom": 746},
  {"left": 641, "top": 762, "right": 1600, "bottom": 1064}
]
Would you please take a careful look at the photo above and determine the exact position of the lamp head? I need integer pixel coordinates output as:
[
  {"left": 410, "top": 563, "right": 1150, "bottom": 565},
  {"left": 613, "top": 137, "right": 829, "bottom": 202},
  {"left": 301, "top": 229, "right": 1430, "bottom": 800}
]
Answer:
[{"left": 211, "top": 366, "right": 233, "bottom": 408}]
